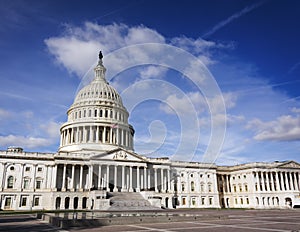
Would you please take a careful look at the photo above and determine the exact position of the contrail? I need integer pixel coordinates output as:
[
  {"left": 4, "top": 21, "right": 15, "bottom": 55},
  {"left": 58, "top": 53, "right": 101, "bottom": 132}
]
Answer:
[{"left": 202, "top": 1, "right": 266, "bottom": 38}]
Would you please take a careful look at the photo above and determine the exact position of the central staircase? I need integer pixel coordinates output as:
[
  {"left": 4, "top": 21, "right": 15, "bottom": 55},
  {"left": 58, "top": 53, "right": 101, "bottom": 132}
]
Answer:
[{"left": 107, "top": 192, "right": 161, "bottom": 211}]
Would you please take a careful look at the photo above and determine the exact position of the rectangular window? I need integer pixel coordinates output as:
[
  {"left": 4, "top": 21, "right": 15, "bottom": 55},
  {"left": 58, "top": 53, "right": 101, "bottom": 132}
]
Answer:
[
  {"left": 4, "top": 197, "right": 11, "bottom": 208},
  {"left": 208, "top": 184, "right": 212, "bottom": 192},
  {"left": 246, "top": 198, "right": 249, "bottom": 204},
  {"left": 36, "top": 180, "right": 41, "bottom": 189},
  {"left": 181, "top": 184, "right": 185, "bottom": 192},
  {"left": 191, "top": 197, "right": 196, "bottom": 206},
  {"left": 34, "top": 197, "right": 40, "bottom": 206},
  {"left": 209, "top": 197, "right": 213, "bottom": 205},
  {"left": 21, "top": 197, "right": 27, "bottom": 206},
  {"left": 182, "top": 197, "right": 186, "bottom": 205},
  {"left": 201, "top": 197, "right": 205, "bottom": 205},
  {"left": 23, "top": 179, "right": 29, "bottom": 189},
  {"left": 37, "top": 167, "right": 42, "bottom": 172},
  {"left": 25, "top": 167, "right": 30, "bottom": 171}
]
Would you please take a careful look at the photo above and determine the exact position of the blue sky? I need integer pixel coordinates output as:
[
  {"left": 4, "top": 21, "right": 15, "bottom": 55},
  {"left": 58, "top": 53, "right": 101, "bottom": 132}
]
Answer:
[{"left": 0, "top": 0, "right": 300, "bottom": 165}]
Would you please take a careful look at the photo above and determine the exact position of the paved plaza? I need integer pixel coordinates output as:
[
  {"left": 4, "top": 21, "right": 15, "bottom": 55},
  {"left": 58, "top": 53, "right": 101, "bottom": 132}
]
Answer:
[{"left": 0, "top": 210, "right": 300, "bottom": 232}]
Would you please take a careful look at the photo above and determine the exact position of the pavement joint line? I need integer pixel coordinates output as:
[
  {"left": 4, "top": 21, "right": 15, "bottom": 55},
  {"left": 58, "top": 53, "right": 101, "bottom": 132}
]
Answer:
[
  {"left": 231, "top": 218, "right": 300, "bottom": 225},
  {"left": 167, "top": 225, "right": 225, "bottom": 231},
  {"left": 219, "top": 223, "right": 293, "bottom": 232},
  {"left": 186, "top": 221, "right": 292, "bottom": 232},
  {"left": 129, "top": 224, "right": 172, "bottom": 232}
]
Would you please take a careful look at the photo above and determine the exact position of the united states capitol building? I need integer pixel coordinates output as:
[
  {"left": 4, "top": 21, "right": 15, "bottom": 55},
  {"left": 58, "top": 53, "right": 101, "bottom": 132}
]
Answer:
[{"left": 1, "top": 54, "right": 300, "bottom": 211}]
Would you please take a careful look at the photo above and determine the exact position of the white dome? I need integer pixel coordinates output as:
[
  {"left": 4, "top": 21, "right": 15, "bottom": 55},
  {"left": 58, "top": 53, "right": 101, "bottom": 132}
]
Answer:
[
  {"left": 73, "top": 78, "right": 123, "bottom": 107},
  {"left": 58, "top": 54, "right": 134, "bottom": 153}
]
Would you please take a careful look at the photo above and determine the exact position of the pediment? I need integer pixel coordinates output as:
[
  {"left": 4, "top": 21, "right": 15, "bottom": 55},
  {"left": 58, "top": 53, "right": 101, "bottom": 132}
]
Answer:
[
  {"left": 277, "top": 161, "right": 300, "bottom": 169},
  {"left": 91, "top": 148, "right": 147, "bottom": 162}
]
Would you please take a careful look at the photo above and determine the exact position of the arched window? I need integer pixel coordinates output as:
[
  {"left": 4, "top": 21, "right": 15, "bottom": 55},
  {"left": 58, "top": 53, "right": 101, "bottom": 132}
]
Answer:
[
  {"left": 181, "top": 182, "right": 185, "bottom": 192},
  {"left": 191, "top": 181, "right": 195, "bottom": 192},
  {"left": 200, "top": 182, "right": 204, "bottom": 192},
  {"left": 7, "top": 176, "right": 13, "bottom": 189},
  {"left": 208, "top": 183, "right": 212, "bottom": 192}
]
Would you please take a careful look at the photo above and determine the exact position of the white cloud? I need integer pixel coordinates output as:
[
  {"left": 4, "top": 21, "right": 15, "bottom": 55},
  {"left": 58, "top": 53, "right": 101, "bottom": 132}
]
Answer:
[
  {"left": 202, "top": 1, "right": 266, "bottom": 38},
  {"left": 40, "top": 121, "right": 62, "bottom": 138},
  {"left": 291, "top": 107, "right": 300, "bottom": 114},
  {"left": 0, "top": 108, "right": 11, "bottom": 118},
  {"left": 45, "top": 22, "right": 227, "bottom": 79},
  {"left": 159, "top": 91, "right": 206, "bottom": 116},
  {"left": 139, "top": 66, "right": 168, "bottom": 79},
  {"left": 247, "top": 115, "right": 300, "bottom": 141},
  {"left": 0, "top": 135, "right": 52, "bottom": 149}
]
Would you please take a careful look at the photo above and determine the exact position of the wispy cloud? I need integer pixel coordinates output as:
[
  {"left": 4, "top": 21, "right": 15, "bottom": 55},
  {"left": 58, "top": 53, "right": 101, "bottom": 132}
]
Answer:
[
  {"left": 288, "top": 61, "right": 300, "bottom": 74},
  {"left": 202, "top": 1, "right": 266, "bottom": 38}
]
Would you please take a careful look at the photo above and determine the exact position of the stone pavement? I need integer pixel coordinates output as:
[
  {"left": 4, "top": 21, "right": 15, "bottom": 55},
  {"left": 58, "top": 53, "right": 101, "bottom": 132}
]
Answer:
[{"left": 1, "top": 210, "right": 300, "bottom": 232}]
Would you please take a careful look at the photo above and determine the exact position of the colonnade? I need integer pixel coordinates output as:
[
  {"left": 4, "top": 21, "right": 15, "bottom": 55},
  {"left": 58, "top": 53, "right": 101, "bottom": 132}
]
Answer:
[
  {"left": 254, "top": 171, "right": 300, "bottom": 192},
  {"left": 60, "top": 125, "right": 132, "bottom": 148},
  {"left": 56, "top": 163, "right": 172, "bottom": 193},
  {"left": 218, "top": 174, "right": 231, "bottom": 193}
]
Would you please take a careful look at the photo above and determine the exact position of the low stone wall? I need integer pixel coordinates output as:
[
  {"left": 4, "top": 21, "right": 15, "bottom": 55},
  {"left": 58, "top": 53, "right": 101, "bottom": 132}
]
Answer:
[{"left": 39, "top": 212, "right": 228, "bottom": 229}]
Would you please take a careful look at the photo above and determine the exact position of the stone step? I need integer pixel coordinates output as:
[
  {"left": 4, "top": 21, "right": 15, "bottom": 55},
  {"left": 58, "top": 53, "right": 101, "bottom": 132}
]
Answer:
[{"left": 107, "top": 192, "right": 161, "bottom": 211}]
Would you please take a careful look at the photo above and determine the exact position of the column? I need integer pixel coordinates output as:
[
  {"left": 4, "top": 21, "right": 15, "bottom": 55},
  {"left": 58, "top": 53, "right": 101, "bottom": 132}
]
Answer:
[
  {"left": 154, "top": 168, "right": 158, "bottom": 192},
  {"left": 96, "top": 126, "right": 99, "bottom": 143},
  {"left": 280, "top": 172, "right": 284, "bottom": 190},
  {"left": 106, "top": 165, "right": 110, "bottom": 191},
  {"left": 261, "top": 172, "right": 265, "bottom": 191},
  {"left": 70, "top": 128, "right": 74, "bottom": 144},
  {"left": 83, "top": 127, "right": 86, "bottom": 143},
  {"left": 226, "top": 175, "right": 230, "bottom": 192},
  {"left": 285, "top": 172, "right": 290, "bottom": 191},
  {"left": 293, "top": 172, "right": 298, "bottom": 191},
  {"left": 110, "top": 127, "right": 113, "bottom": 144},
  {"left": 167, "top": 169, "right": 171, "bottom": 192},
  {"left": 275, "top": 171, "right": 280, "bottom": 191},
  {"left": 98, "top": 165, "right": 102, "bottom": 190},
  {"left": 136, "top": 167, "right": 140, "bottom": 192},
  {"left": 255, "top": 172, "right": 259, "bottom": 191},
  {"left": 121, "top": 166, "right": 125, "bottom": 191},
  {"left": 76, "top": 127, "right": 80, "bottom": 143},
  {"left": 266, "top": 172, "right": 270, "bottom": 191},
  {"left": 270, "top": 172, "right": 275, "bottom": 191},
  {"left": 129, "top": 166, "right": 133, "bottom": 192},
  {"left": 289, "top": 172, "right": 294, "bottom": 191},
  {"left": 71, "top": 165, "right": 75, "bottom": 191},
  {"left": 52, "top": 165, "right": 57, "bottom": 190},
  {"left": 161, "top": 169, "right": 164, "bottom": 192},
  {"left": 32, "top": 164, "right": 37, "bottom": 190},
  {"left": 298, "top": 173, "right": 300, "bottom": 190},
  {"left": 61, "top": 164, "right": 66, "bottom": 191},
  {"left": 113, "top": 166, "right": 118, "bottom": 192},
  {"left": 221, "top": 175, "right": 225, "bottom": 192},
  {"left": 116, "top": 128, "right": 119, "bottom": 145},
  {"left": 89, "top": 165, "right": 93, "bottom": 189},
  {"left": 147, "top": 169, "right": 151, "bottom": 190},
  {"left": 121, "top": 129, "right": 124, "bottom": 146},
  {"left": 144, "top": 167, "right": 147, "bottom": 191},
  {"left": 45, "top": 165, "right": 49, "bottom": 189},
  {"left": 126, "top": 131, "right": 129, "bottom": 147},
  {"left": 79, "top": 165, "right": 83, "bottom": 190},
  {"left": 89, "top": 126, "right": 93, "bottom": 142},
  {"left": 103, "top": 127, "right": 106, "bottom": 143}
]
